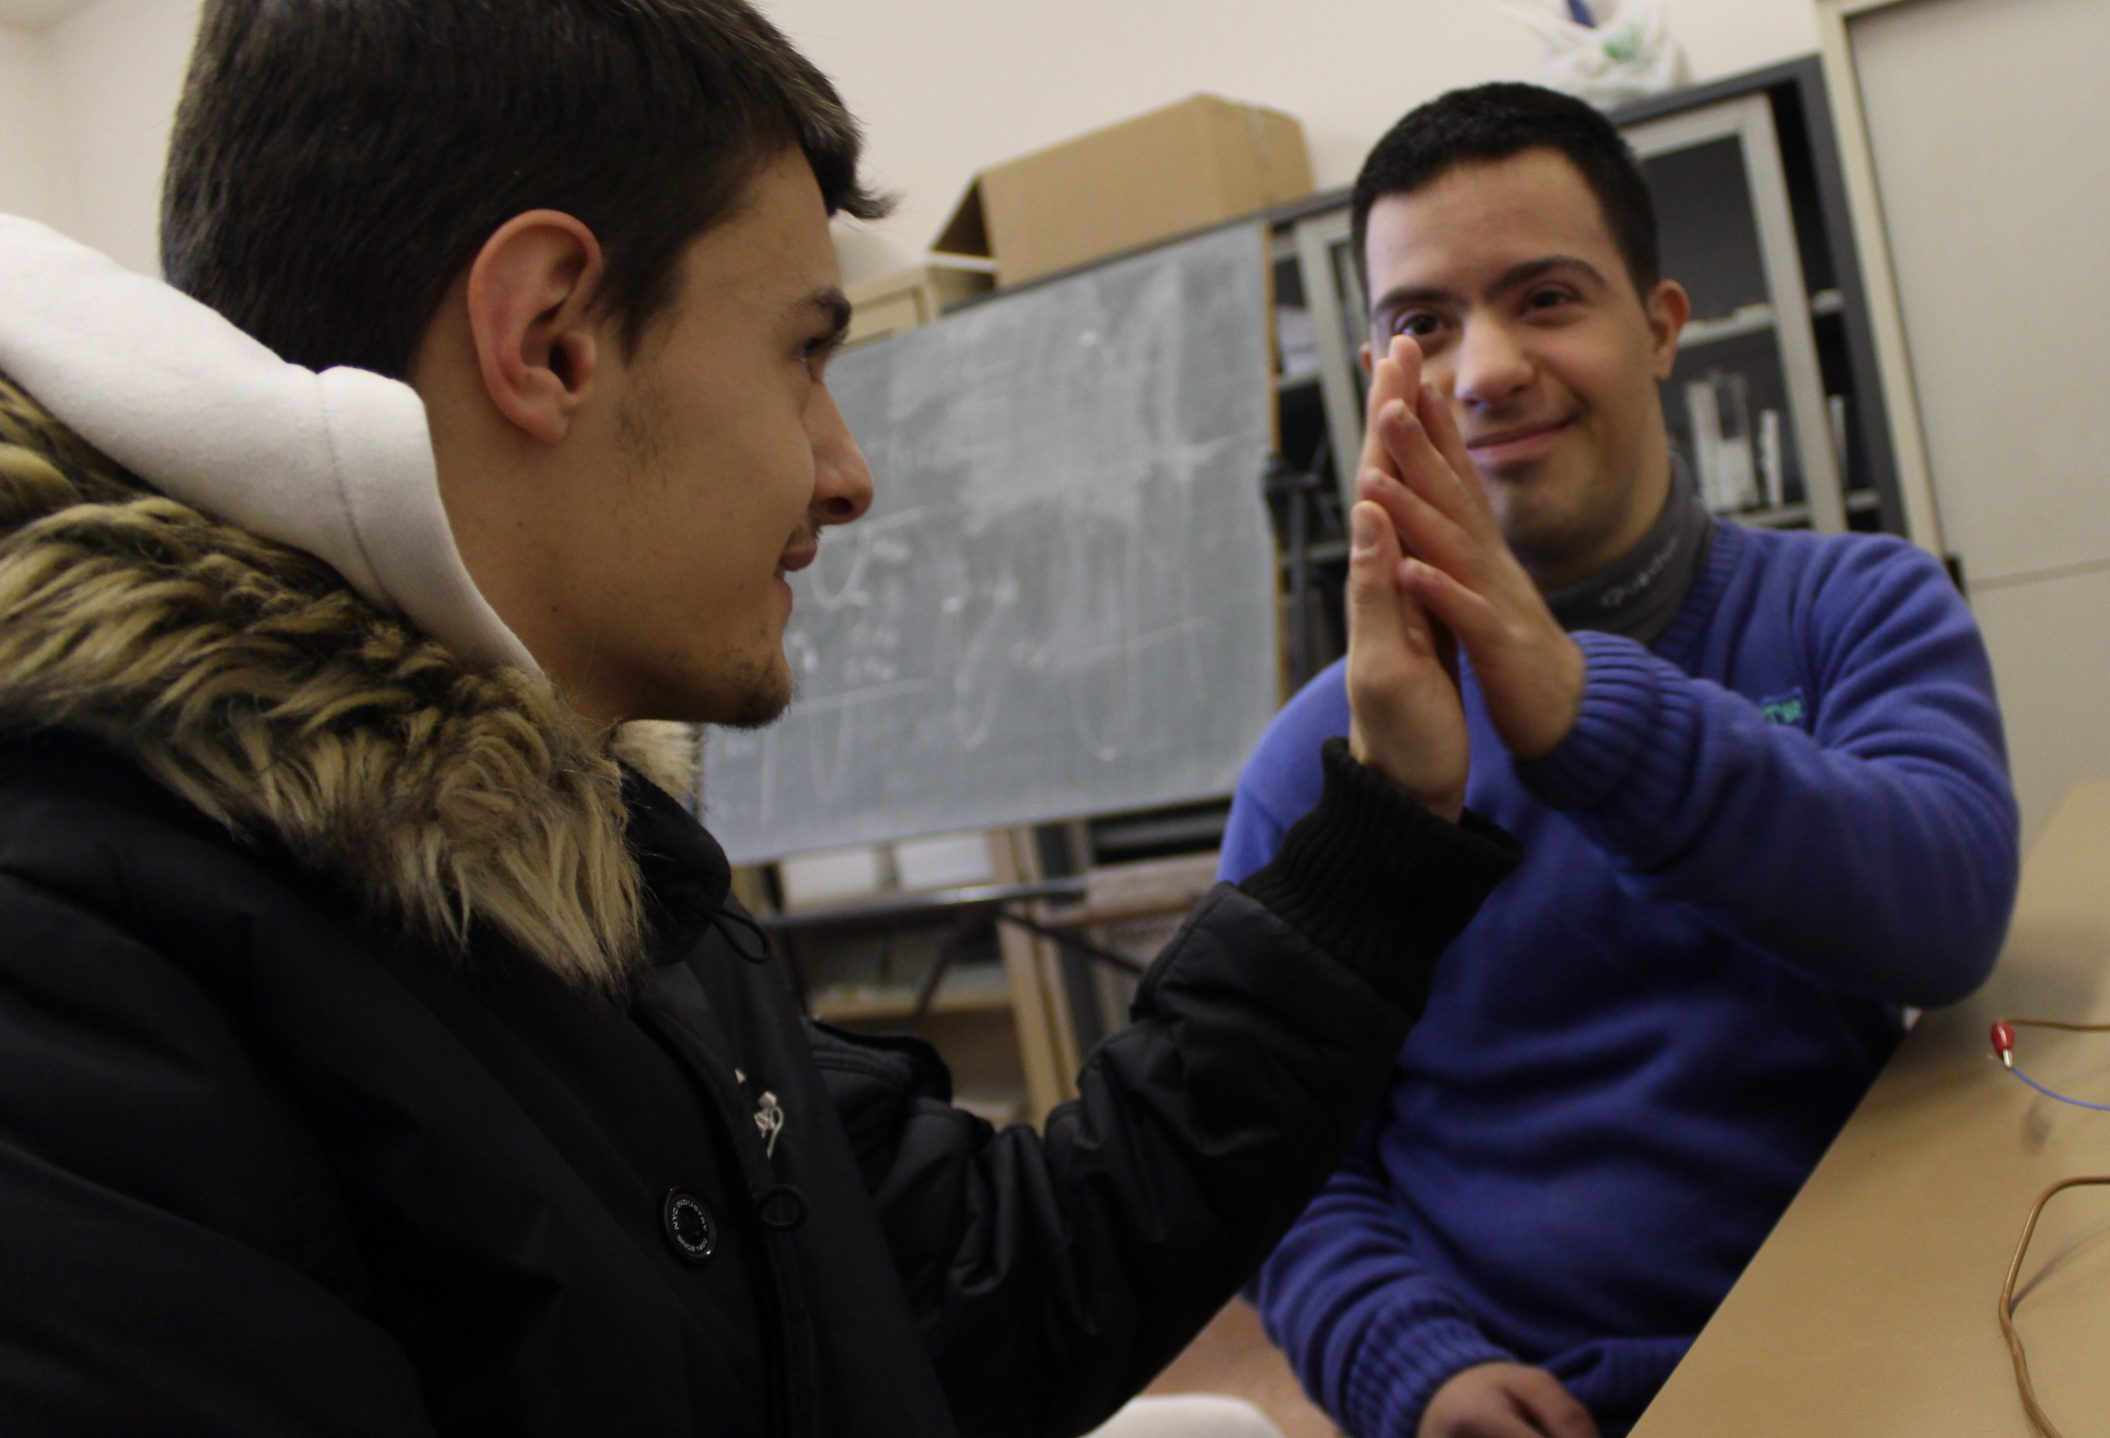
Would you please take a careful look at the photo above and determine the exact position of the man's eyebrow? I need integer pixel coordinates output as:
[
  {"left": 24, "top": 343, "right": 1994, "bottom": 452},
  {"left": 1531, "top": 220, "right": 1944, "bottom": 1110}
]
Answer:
[
  {"left": 797, "top": 286, "right": 853, "bottom": 339},
  {"left": 1366, "top": 254, "right": 1610, "bottom": 321},
  {"left": 1367, "top": 281, "right": 1463, "bottom": 321},
  {"left": 1490, "top": 254, "right": 1608, "bottom": 293}
]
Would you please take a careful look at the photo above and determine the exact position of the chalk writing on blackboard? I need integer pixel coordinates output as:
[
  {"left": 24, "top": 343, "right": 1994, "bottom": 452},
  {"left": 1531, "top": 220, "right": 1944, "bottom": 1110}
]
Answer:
[{"left": 703, "top": 222, "right": 1278, "bottom": 863}]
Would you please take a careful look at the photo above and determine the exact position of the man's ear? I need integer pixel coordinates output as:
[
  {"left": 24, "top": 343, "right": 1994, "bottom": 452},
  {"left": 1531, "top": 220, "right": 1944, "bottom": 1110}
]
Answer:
[
  {"left": 464, "top": 211, "right": 607, "bottom": 445},
  {"left": 1645, "top": 279, "right": 1691, "bottom": 382}
]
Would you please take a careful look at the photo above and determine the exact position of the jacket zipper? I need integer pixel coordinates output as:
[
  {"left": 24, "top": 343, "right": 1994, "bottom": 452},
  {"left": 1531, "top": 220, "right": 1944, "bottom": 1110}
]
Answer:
[
  {"left": 734, "top": 1069, "right": 787, "bottom": 1158},
  {"left": 648, "top": 994, "right": 811, "bottom": 1438}
]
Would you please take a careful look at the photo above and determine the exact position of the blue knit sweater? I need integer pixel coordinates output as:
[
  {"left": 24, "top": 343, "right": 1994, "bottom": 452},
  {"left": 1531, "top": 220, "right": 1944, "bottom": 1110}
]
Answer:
[{"left": 1221, "top": 522, "right": 2018, "bottom": 1435}]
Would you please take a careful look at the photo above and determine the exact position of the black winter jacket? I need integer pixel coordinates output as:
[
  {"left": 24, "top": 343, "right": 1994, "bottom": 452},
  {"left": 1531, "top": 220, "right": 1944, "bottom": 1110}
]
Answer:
[{"left": 0, "top": 374, "right": 1519, "bottom": 1436}]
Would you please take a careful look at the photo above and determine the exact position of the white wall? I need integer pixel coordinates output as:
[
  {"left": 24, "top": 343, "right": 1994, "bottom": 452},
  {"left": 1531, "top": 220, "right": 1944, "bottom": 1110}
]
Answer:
[
  {"left": 38, "top": 0, "right": 200, "bottom": 272},
  {"left": 0, "top": 0, "right": 95, "bottom": 25},
  {"left": 3, "top": 0, "right": 1818, "bottom": 278},
  {"left": 1840, "top": 0, "right": 2110, "bottom": 843},
  {"left": 0, "top": 22, "right": 72, "bottom": 232}
]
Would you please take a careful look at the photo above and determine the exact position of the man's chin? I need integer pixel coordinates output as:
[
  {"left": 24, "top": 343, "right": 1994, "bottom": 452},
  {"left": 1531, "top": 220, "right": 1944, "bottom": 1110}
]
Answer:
[
  {"left": 636, "top": 654, "right": 795, "bottom": 731},
  {"left": 709, "top": 663, "right": 796, "bottom": 731},
  {"left": 715, "top": 691, "right": 791, "bottom": 731}
]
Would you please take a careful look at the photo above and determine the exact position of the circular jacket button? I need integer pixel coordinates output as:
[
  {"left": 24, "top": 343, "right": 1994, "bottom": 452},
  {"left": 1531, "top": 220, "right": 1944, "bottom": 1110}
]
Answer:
[
  {"left": 661, "top": 1189, "right": 717, "bottom": 1264},
  {"left": 755, "top": 1183, "right": 808, "bottom": 1232}
]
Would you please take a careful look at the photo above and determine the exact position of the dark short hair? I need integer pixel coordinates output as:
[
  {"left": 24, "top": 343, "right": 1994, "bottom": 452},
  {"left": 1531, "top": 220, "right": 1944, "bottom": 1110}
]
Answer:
[
  {"left": 1350, "top": 82, "right": 1659, "bottom": 304},
  {"left": 162, "top": 0, "right": 889, "bottom": 379}
]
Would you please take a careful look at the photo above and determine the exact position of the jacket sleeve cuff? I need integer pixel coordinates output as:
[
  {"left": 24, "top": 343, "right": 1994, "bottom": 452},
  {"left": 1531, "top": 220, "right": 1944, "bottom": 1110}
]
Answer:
[
  {"left": 1343, "top": 1305, "right": 1517, "bottom": 1438},
  {"left": 1236, "top": 737, "right": 1519, "bottom": 1017}
]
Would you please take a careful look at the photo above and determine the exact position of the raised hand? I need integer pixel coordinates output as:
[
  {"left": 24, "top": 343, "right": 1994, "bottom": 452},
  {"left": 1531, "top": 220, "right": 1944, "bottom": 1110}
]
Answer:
[
  {"left": 1344, "top": 337, "right": 1468, "bottom": 822},
  {"left": 1359, "top": 336, "right": 1585, "bottom": 762}
]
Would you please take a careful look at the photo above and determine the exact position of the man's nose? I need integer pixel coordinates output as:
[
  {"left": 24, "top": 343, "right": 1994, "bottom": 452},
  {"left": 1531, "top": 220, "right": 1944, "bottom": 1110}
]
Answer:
[
  {"left": 1449, "top": 318, "right": 1534, "bottom": 409},
  {"left": 809, "top": 386, "right": 873, "bottom": 526}
]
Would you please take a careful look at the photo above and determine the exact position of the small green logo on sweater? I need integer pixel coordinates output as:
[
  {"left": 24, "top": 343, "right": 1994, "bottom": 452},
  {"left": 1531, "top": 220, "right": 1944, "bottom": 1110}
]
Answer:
[{"left": 1759, "top": 688, "right": 1809, "bottom": 728}]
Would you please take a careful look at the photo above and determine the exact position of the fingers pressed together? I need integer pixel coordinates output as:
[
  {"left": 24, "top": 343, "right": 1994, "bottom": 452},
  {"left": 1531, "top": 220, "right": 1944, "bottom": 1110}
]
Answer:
[{"left": 1357, "top": 336, "right": 1586, "bottom": 762}]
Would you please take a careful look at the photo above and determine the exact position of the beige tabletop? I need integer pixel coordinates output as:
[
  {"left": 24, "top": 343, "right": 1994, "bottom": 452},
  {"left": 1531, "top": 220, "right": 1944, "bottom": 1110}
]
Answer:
[{"left": 1632, "top": 780, "right": 2110, "bottom": 1437}]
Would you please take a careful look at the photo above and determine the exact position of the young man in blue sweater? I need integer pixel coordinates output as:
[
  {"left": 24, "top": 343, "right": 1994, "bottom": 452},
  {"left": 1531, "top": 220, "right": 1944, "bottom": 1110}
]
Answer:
[{"left": 1222, "top": 84, "right": 2020, "bottom": 1438}]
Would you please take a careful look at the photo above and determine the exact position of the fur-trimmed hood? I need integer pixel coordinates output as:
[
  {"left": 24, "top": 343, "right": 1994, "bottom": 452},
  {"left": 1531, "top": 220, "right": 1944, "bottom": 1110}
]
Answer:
[
  {"left": 0, "top": 215, "right": 537, "bottom": 674},
  {"left": 0, "top": 252, "right": 698, "bottom": 994}
]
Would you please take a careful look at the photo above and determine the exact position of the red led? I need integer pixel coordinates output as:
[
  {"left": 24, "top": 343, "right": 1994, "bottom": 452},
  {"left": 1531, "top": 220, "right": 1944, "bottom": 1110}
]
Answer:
[{"left": 1991, "top": 1021, "right": 2015, "bottom": 1067}]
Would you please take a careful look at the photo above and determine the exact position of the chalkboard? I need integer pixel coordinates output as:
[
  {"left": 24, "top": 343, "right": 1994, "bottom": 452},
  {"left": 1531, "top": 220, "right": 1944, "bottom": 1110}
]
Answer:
[{"left": 702, "top": 222, "right": 1279, "bottom": 862}]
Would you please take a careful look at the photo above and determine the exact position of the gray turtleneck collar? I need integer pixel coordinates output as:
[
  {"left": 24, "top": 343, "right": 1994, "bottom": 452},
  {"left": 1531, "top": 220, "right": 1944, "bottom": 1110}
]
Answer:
[{"left": 1542, "top": 459, "right": 1714, "bottom": 649}]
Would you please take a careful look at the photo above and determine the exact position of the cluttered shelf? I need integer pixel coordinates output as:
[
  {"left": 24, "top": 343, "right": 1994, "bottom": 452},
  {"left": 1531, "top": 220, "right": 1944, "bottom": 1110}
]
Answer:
[{"left": 1681, "top": 288, "right": 1844, "bottom": 350}]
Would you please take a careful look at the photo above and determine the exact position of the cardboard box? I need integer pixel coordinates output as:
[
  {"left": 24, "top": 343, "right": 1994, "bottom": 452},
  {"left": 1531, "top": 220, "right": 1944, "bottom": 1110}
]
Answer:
[
  {"left": 844, "top": 262, "right": 993, "bottom": 349},
  {"left": 932, "top": 93, "right": 1313, "bottom": 287}
]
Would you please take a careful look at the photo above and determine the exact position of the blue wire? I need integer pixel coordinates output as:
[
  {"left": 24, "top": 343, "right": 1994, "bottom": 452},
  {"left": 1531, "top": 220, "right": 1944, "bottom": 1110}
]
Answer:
[{"left": 2009, "top": 1063, "right": 2110, "bottom": 1113}]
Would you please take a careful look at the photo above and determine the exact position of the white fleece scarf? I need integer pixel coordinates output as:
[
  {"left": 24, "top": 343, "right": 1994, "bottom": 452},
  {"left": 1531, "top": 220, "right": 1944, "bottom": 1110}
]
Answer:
[{"left": 0, "top": 213, "right": 538, "bottom": 675}]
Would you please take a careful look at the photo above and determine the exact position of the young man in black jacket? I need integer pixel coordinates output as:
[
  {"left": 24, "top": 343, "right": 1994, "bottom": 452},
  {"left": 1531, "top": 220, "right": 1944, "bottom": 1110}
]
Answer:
[{"left": 0, "top": 3, "right": 1515, "bottom": 1434}]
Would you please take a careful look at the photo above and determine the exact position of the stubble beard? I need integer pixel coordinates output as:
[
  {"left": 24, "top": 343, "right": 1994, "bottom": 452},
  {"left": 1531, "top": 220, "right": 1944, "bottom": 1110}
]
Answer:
[
  {"left": 1481, "top": 471, "right": 1567, "bottom": 571},
  {"left": 1486, "top": 457, "right": 1622, "bottom": 588},
  {"left": 615, "top": 374, "right": 802, "bottom": 731},
  {"left": 712, "top": 643, "right": 796, "bottom": 730}
]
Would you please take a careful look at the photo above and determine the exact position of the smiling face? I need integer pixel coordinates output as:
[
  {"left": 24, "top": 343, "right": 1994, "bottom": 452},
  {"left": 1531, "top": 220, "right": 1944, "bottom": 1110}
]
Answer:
[
  {"left": 1362, "top": 148, "right": 1688, "bottom": 589},
  {"left": 500, "top": 151, "right": 872, "bottom": 729}
]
